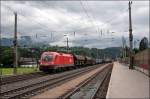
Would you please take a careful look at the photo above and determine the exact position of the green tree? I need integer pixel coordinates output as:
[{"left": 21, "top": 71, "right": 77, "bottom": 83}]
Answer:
[
  {"left": 139, "top": 37, "right": 148, "bottom": 51},
  {"left": 1, "top": 47, "right": 13, "bottom": 67},
  {"left": 133, "top": 48, "right": 139, "bottom": 54}
]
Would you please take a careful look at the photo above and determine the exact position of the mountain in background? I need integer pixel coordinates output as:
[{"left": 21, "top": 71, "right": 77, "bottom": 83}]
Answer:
[
  {"left": 1, "top": 37, "right": 49, "bottom": 47},
  {"left": 1, "top": 38, "right": 13, "bottom": 46},
  {"left": 102, "top": 47, "right": 122, "bottom": 59},
  {"left": 1, "top": 37, "right": 122, "bottom": 59}
]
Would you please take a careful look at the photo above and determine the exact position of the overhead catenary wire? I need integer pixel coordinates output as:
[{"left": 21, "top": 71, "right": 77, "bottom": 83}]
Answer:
[
  {"left": 2, "top": 4, "right": 75, "bottom": 41},
  {"left": 84, "top": 1, "right": 106, "bottom": 38},
  {"left": 2, "top": 2, "right": 129, "bottom": 33},
  {"left": 2, "top": 5, "right": 58, "bottom": 46},
  {"left": 3, "top": 5, "right": 53, "bottom": 33},
  {"left": 79, "top": 1, "right": 98, "bottom": 34},
  {"left": 27, "top": 1, "right": 99, "bottom": 36},
  {"left": 42, "top": 2, "right": 80, "bottom": 36},
  {"left": 2, "top": 2, "right": 130, "bottom": 48},
  {"left": 79, "top": 1, "right": 129, "bottom": 40},
  {"left": 43, "top": 1, "right": 101, "bottom": 35},
  {"left": 3, "top": 5, "right": 79, "bottom": 33},
  {"left": 84, "top": 0, "right": 101, "bottom": 35}
]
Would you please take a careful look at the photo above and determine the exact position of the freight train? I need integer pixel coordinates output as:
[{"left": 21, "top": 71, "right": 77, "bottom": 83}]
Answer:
[{"left": 39, "top": 51, "right": 96, "bottom": 72}]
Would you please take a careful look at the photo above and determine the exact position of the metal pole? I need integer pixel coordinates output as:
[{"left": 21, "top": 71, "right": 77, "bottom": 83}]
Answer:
[
  {"left": 0, "top": 7, "right": 2, "bottom": 94},
  {"left": 13, "top": 12, "right": 18, "bottom": 74},
  {"left": 122, "top": 37, "right": 124, "bottom": 59},
  {"left": 129, "top": 1, "right": 133, "bottom": 69},
  {"left": 67, "top": 37, "right": 69, "bottom": 53}
]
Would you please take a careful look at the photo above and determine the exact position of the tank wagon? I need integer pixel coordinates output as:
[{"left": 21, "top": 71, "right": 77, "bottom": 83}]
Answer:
[{"left": 39, "top": 51, "right": 96, "bottom": 72}]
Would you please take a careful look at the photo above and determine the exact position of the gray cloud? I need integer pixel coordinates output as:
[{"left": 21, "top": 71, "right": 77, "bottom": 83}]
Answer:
[{"left": 1, "top": 1, "right": 149, "bottom": 49}]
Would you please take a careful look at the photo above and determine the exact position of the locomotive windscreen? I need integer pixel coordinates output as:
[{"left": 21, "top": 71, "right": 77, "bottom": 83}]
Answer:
[{"left": 42, "top": 54, "right": 53, "bottom": 62}]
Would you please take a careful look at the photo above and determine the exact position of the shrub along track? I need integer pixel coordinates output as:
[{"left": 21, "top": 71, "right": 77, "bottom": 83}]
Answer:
[{"left": 0, "top": 64, "right": 104, "bottom": 99}]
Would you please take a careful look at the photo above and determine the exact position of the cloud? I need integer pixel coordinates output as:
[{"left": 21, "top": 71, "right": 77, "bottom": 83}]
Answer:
[{"left": 1, "top": 1, "right": 149, "bottom": 48}]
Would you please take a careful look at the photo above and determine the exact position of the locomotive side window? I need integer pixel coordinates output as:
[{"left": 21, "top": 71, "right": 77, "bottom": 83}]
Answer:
[{"left": 42, "top": 54, "right": 53, "bottom": 62}]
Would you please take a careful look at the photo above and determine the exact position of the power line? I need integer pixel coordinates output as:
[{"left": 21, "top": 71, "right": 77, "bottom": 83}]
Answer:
[
  {"left": 43, "top": 2, "right": 101, "bottom": 35},
  {"left": 3, "top": 4, "right": 87, "bottom": 36},
  {"left": 42, "top": 2, "right": 80, "bottom": 35},
  {"left": 101, "top": 8, "right": 128, "bottom": 27},
  {"left": 3, "top": 5, "right": 52, "bottom": 33},
  {"left": 79, "top": 1, "right": 129, "bottom": 38},
  {"left": 3, "top": 4, "right": 79, "bottom": 40},
  {"left": 79, "top": 1, "right": 98, "bottom": 34},
  {"left": 84, "top": 0, "right": 100, "bottom": 34},
  {"left": 2, "top": 2, "right": 129, "bottom": 43}
]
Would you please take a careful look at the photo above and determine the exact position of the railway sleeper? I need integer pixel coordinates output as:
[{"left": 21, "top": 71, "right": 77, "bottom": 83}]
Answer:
[
  {"left": 1, "top": 65, "right": 101, "bottom": 99},
  {"left": 2, "top": 65, "right": 98, "bottom": 95},
  {"left": 63, "top": 65, "right": 112, "bottom": 99}
]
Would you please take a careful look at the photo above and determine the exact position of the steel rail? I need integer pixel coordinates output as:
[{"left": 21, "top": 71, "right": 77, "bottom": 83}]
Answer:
[
  {"left": 62, "top": 63, "right": 112, "bottom": 99},
  {"left": 1, "top": 64, "right": 103, "bottom": 99},
  {"left": 91, "top": 66, "right": 112, "bottom": 99},
  {"left": 93, "top": 66, "right": 112, "bottom": 99},
  {"left": 1, "top": 72, "right": 46, "bottom": 85}
]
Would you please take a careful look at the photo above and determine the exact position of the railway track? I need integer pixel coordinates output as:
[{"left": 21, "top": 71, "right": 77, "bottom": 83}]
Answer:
[
  {"left": 0, "top": 64, "right": 103, "bottom": 99},
  {"left": 62, "top": 63, "right": 113, "bottom": 99},
  {"left": 93, "top": 65, "right": 112, "bottom": 99},
  {"left": 1, "top": 72, "right": 47, "bottom": 85}
]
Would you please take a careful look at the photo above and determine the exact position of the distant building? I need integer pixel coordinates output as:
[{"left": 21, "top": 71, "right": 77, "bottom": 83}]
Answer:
[{"left": 19, "top": 57, "right": 37, "bottom": 67}]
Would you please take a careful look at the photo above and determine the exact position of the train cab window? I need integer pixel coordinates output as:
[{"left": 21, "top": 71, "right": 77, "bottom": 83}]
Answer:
[{"left": 42, "top": 54, "right": 53, "bottom": 62}]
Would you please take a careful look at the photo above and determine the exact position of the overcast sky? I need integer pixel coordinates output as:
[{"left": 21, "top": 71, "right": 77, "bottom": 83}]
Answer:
[{"left": 1, "top": 0, "right": 149, "bottom": 49}]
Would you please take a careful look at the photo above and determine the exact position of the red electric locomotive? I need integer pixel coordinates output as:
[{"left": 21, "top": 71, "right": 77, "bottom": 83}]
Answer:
[{"left": 39, "top": 51, "right": 74, "bottom": 71}]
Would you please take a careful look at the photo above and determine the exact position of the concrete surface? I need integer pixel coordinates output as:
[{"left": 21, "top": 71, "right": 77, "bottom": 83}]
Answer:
[
  {"left": 135, "top": 66, "right": 149, "bottom": 76},
  {"left": 106, "top": 62, "right": 150, "bottom": 98}
]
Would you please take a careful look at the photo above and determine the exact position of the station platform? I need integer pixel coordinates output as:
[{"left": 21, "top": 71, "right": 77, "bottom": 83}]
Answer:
[{"left": 106, "top": 62, "right": 149, "bottom": 99}]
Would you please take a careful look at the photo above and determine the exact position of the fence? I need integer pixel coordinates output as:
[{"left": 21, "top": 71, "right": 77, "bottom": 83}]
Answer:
[
  {"left": 119, "top": 49, "right": 149, "bottom": 76},
  {"left": 133, "top": 49, "right": 149, "bottom": 76},
  {"left": 133, "top": 49, "right": 149, "bottom": 70}
]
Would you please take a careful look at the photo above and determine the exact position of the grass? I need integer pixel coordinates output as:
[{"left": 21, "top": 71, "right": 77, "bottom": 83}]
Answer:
[{"left": 0, "top": 67, "right": 39, "bottom": 76}]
